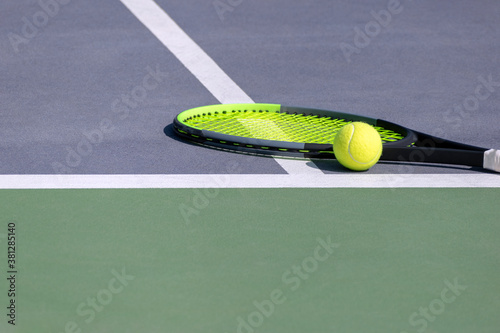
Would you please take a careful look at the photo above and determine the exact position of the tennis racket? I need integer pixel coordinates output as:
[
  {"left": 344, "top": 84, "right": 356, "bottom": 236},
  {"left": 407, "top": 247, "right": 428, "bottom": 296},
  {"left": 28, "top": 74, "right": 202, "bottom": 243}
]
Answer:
[{"left": 173, "top": 103, "right": 500, "bottom": 172}]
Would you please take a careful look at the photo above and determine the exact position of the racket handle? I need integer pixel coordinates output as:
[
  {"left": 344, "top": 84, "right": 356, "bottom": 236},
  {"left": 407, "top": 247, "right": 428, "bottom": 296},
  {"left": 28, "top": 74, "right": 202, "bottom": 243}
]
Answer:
[{"left": 484, "top": 149, "right": 500, "bottom": 172}]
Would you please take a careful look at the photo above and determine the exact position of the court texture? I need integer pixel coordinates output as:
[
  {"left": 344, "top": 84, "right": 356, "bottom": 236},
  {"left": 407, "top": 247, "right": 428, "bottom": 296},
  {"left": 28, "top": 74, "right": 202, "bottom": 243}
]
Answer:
[{"left": 1, "top": 0, "right": 499, "bottom": 332}]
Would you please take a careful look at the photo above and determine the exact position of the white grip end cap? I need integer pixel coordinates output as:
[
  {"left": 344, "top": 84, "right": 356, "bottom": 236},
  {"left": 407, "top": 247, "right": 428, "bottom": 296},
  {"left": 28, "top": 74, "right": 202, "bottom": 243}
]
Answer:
[{"left": 484, "top": 149, "right": 500, "bottom": 172}]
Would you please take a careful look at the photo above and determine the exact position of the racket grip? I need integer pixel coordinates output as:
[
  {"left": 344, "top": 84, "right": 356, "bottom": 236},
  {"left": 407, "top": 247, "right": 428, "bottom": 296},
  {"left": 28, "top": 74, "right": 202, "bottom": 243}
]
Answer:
[{"left": 484, "top": 149, "right": 500, "bottom": 172}]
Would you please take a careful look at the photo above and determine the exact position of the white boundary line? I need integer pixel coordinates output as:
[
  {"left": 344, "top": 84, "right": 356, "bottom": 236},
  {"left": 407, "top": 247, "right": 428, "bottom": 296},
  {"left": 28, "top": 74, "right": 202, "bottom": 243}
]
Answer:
[
  {"left": 119, "top": 0, "right": 320, "bottom": 174},
  {"left": 1, "top": 174, "right": 499, "bottom": 189}
]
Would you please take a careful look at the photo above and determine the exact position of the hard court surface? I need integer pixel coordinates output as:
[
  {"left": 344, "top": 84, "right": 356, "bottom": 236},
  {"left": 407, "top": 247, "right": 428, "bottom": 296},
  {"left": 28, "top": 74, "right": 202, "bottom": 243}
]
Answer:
[{"left": 0, "top": 1, "right": 499, "bottom": 332}]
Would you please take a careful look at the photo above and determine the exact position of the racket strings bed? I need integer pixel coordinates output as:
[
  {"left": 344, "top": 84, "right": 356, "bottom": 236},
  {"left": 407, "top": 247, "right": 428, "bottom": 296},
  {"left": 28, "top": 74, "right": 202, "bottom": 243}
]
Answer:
[{"left": 179, "top": 107, "right": 404, "bottom": 145}]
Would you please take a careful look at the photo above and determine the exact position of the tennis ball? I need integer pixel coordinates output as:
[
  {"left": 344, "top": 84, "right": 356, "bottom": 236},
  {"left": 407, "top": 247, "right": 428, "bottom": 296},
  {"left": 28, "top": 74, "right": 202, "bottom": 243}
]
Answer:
[{"left": 333, "top": 122, "right": 383, "bottom": 171}]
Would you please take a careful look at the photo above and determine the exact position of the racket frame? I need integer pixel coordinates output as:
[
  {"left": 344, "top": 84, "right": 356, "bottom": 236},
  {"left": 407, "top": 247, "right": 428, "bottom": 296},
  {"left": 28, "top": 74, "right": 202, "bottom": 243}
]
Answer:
[{"left": 173, "top": 103, "right": 491, "bottom": 170}]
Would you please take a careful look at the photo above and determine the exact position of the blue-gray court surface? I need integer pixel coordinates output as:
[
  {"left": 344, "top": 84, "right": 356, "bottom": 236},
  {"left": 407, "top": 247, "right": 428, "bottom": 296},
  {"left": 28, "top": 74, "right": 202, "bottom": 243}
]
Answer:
[{"left": 0, "top": 1, "right": 499, "bottom": 332}]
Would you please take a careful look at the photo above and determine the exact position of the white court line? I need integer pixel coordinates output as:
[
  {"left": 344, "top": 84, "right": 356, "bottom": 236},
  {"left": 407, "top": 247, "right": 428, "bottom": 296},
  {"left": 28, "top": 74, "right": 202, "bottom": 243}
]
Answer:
[
  {"left": 1, "top": 174, "right": 499, "bottom": 189},
  {"left": 119, "top": 0, "right": 321, "bottom": 174}
]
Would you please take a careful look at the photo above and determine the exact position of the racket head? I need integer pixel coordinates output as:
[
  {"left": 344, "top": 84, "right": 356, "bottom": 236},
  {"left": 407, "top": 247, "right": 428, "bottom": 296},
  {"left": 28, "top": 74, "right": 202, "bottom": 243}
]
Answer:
[{"left": 173, "top": 103, "right": 416, "bottom": 159}]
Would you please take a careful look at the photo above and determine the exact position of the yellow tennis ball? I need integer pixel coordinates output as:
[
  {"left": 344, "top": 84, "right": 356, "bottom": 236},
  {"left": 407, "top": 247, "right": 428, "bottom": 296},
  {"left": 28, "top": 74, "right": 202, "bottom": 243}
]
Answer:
[{"left": 333, "top": 122, "right": 383, "bottom": 171}]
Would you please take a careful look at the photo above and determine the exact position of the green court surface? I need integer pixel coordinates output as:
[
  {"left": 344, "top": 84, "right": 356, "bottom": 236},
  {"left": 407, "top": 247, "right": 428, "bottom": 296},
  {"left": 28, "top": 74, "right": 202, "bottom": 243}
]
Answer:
[{"left": 1, "top": 188, "right": 499, "bottom": 332}]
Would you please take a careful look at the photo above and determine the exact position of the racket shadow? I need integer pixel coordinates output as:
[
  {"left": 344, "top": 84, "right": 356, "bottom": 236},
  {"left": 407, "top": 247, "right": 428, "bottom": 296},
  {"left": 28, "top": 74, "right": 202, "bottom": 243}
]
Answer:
[
  {"left": 377, "top": 161, "right": 492, "bottom": 174},
  {"left": 312, "top": 159, "right": 486, "bottom": 174},
  {"left": 163, "top": 124, "right": 186, "bottom": 143}
]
